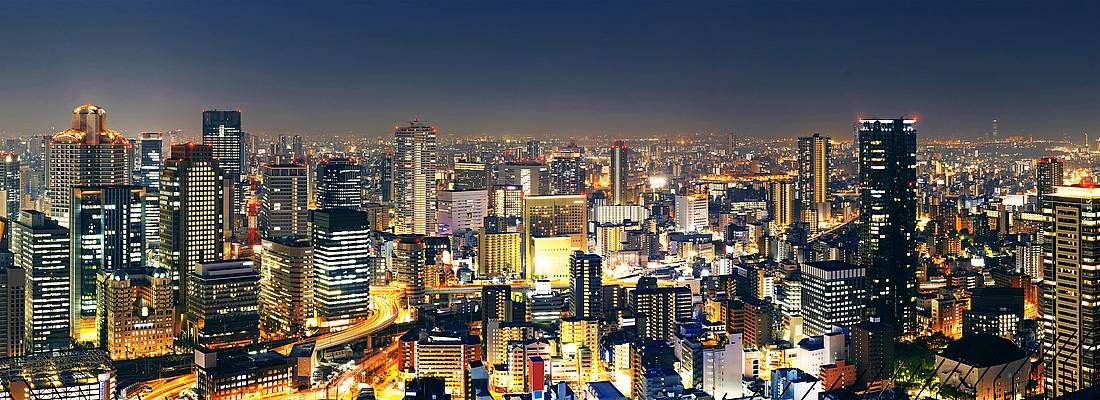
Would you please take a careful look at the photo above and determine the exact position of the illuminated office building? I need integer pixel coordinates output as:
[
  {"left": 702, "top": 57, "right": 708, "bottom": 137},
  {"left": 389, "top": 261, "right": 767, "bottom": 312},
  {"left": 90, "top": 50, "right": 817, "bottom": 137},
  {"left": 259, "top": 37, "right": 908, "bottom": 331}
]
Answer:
[
  {"left": 315, "top": 157, "right": 362, "bottom": 210},
  {"left": 47, "top": 104, "right": 131, "bottom": 228},
  {"left": 857, "top": 118, "right": 917, "bottom": 335},
  {"left": 0, "top": 153, "right": 19, "bottom": 223},
  {"left": 437, "top": 189, "right": 488, "bottom": 235},
  {"left": 393, "top": 120, "right": 437, "bottom": 235},
  {"left": 479, "top": 228, "right": 522, "bottom": 279},
  {"left": 13, "top": 211, "right": 70, "bottom": 353},
  {"left": 202, "top": 110, "right": 246, "bottom": 234},
  {"left": 610, "top": 140, "right": 626, "bottom": 205},
  {"left": 160, "top": 143, "right": 225, "bottom": 308},
  {"left": 0, "top": 264, "right": 24, "bottom": 358},
  {"left": 187, "top": 260, "right": 260, "bottom": 350},
  {"left": 631, "top": 283, "right": 691, "bottom": 341},
  {"left": 411, "top": 330, "right": 481, "bottom": 399},
  {"left": 260, "top": 163, "right": 309, "bottom": 238},
  {"left": 453, "top": 161, "right": 488, "bottom": 191},
  {"left": 800, "top": 261, "right": 865, "bottom": 337},
  {"left": 549, "top": 151, "right": 585, "bottom": 195},
  {"left": 70, "top": 185, "right": 146, "bottom": 344},
  {"left": 138, "top": 132, "right": 163, "bottom": 248},
  {"left": 796, "top": 133, "right": 830, "bottom": 231},
  {"left": 523, "top": 195, "right": 587, "bottom": 279},
  {"left": 569, "top": 251, "right": 602, "bottom": 319},
  {"left": 96, "top": 268, "right": 173, "bottom": 360},
  {"left": 490, "top": 185, "right": 524, "bottom": 218},
  {"left": 496, "top": 162, "right": 549, "bottom": 196},
  {"left": 259, "top": 236, "right": 313, "bottom": 338},
  {"left": 395, "top": 234, "right": 426, "bottom": 307},
  {"left": 766, "top": 179, "right": 796, "bottom": 230},
  {"left": 674, "top": 194, "right": 708, "bottom": 233},
  {"left": 312, "top": 209, "right": 372, "bottom": 325}
]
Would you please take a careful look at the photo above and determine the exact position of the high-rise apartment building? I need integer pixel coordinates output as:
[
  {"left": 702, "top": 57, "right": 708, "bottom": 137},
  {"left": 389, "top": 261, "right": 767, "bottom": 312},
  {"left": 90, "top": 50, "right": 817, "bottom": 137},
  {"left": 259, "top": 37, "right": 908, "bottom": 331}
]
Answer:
[
  {"left": 1042, "top": 184, "right": 1100, "bottom": 395},
  {"left": 496, "top": 162, "right": 550, "bottom": 197},
  {"left": 549, "top": 151, "right": 585, "bottom": 196},
  {"left": 437, "top": 189, "right": 488, "bottom": 235},
  {"left": 479, "top": 228, "right": 522, "bottom": 279},
  {"left": 523, "top": 195, "right": 587, "bottom": 279},
  {"left": 0, "top": 153, "right": 20, "bottom": 223},
  {"left": 800, "top": 261, "right": 865, "bottom": 336},
  {"left": 0, "top": 264, "right": 24, "bottom": 357},
  {"left": 631, "top": 284, "right": 692, "bottom": 341},
  {"left": 312, "top": 209, "right": 372, "bottom": 325},
  {"left": 569, "top": 251, "right": 602, "bottom": 319},
  {"left": 259, "top": 236, "right": 313, "bottom": 338},
  {"left": 393, "top": 120, "right": 438, "bottom": 235},
  {"left": 395, "top": 234, "right": 426, "bottom": 307},
  {"left": 766, "top": 179, "right": 796, "bottom": 230},
  {"left": 315, "top": 157, "right": 362, "bottom": 210},
  {"left": 202, "top": 110, "right": 246, "bottom": 233},
  {"left": 48, "top": 104, "right": 131, "bottom": 228},
  {"left": 97, "top": 268, "right": 174, "bottom": 360},
  {"left": 260, "top": 163, "right": 309, "bottom": 238},
  {"left": 70, "top": 185, "right": 146, "bottom": 344},
  {"left": 13, "top": 211, "right": 70, "bottom": 353},
  {"left": 610, "top": 141, "right": 627, "bottom": 205},
  {"left": 857, "top": 118, "right": 917, "bottom": 335},
  {"left": 797, "top": 133, "right": 830, "bottom": 232},
  {"left": 187, "top": 260, "right": 260, "bottom": 349},
  {"left": 674, "top": 194, "right": 709, "bottom": 233},
  {"left": 160, "top": 143, "right": 225, "bottom": 308}
]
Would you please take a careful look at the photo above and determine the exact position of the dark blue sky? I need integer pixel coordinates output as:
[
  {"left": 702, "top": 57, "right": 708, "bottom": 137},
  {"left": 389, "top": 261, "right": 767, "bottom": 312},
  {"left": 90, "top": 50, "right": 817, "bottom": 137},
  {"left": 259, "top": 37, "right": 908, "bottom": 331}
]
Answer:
[{"left": 0, "top": 1, "right": 1097, "bottom": 139}]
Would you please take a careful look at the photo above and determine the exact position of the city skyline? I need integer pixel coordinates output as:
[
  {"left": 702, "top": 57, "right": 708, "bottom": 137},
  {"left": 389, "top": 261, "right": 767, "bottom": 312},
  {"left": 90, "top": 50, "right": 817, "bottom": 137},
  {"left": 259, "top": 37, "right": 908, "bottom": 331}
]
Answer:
[{"left": 0, "top": 1, "right": 1098, "bottom": 139}]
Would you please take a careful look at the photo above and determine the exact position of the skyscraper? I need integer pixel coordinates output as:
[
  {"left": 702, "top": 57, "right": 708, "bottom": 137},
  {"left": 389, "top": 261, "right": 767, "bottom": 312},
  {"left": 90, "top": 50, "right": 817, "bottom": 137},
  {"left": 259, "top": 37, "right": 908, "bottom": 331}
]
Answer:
[
  {"left": 160, "top": 143, "right": 225, "bottom": 308},
  {"left": 202, "top": 110, "right": 246, "bottom": 234},
  {"left": 48, "top": 104, "right": 131, "bottom": 228},
  {"left": 187, "top": 260, "right": 260, "bottom": 349},
  {"left": 766, "top": 179, "right": 796, "bottom": 230},
  {"left": 97, "top": 268, "right": 174, "bottom": 360},
  {"left": 523, "top": 195, "right": 588, "bottom": 279},
  {"left": 610, "top": 140, "right": 627, "bottom": 205},
  {"left": 312, "top": 209, "right": 372, "bottom": 325},
  {"left": 0, "top": 263, "right": 24, "bottom": 358},
  {"left": 453, "top": 161, "right": 488, "bottom": 191},
  {"left": 569, "top": 251, "right": 602, "bottom": 319},
  {"left": 800, "top": 261, "right": 865, "bottom": 336},
  {"left": 496, "top": 162, "right": 549, "bottom": 196},
  {"left": 259, "top": 236, "right": 313, "bottom": 338},
  {"left": 13, "top": 211, "right": 70, "bottom": 353},
  {"left": 260, "top": 163, "right": 309, "bottom": 238},
  {"left": 138, "top": 132, "right": 164, "bottom": 248},
  {"left": 549, "top": 151, "right": 585, "bottom": 195},
  {"left": 1037, "top": 157, "right": 1064, "bottom": 213},
  {"left": 0, "top": 153, "right": 20, "bottom": 224},
  {"left": 437, "top": 189, "right": 488, "bottom": 235},
  {"left": 797, "top": 133, "right": 830, "bottom": 232},
  {"left": 69, "top": 185, "right": 146, "bottom": 344},
  {"left": 857, "top": 118, "right": 917, "bottom": 335},
  {"left": 393, "top": 120, "right": 438, "bottom": 235},
  {"left": 395, "top": 234, "right": 426, "bottom": 307},
  {"left": 315, "top": 157, "right": 363, "bottom": 210},
  {"left": 1042, "top": 184, "right": 1100, "bottom": 396}
]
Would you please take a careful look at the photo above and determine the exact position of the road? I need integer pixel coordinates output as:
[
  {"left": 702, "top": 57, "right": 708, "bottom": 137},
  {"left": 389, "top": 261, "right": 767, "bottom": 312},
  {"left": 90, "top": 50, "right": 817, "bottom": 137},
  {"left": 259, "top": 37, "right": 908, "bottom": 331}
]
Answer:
[{"left": 142, "top": 287, "right": 404, "bottom": 400}]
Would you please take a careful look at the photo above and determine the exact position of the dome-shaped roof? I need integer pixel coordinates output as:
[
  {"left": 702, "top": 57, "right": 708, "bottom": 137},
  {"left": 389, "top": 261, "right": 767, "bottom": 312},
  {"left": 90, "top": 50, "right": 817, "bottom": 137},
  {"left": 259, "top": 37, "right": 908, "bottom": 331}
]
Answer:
[
  {"left": 109, "top": 269, "right": 129, "bottom": 281},
  {"left": 152, "top": 267, "right": 170, "bottom": 279}
]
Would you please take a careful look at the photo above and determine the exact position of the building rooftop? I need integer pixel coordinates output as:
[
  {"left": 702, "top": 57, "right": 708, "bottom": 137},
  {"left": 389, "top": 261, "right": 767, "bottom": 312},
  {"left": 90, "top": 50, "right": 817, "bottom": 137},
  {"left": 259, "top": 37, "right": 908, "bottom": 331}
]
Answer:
[
  {"left": 0, "top": 349, "right": 114, "bottom": 389},
  {"left": 940, "top": 334, "right": 1026, "bottom": 368}
]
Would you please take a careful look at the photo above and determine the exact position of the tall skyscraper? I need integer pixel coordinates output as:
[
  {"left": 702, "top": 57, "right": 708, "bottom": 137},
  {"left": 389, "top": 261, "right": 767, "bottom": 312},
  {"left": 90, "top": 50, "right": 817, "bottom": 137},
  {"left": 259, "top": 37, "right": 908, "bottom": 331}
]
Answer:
[
  {"left": 69, "top": 185, "right": 146, "bottom": 344},
  {"left": 796, "top": 133, "right": 831, "bottom": 231},
  {"left": 569, "top": 251, "right": 602, "bottom": 319},
  {"left": 187, "top": 260, "right": 260, "bottom": 349},
  {"left": 496, "top": 162, "right": 549, "bottom": 196},
  {"left": 395, "top": 234, "right": 426, "bottom": 307},
  {"left": 393, "top": 120, "right": 438, "bottom": 235},
  {"left": 800, "top": 261, "right": 865, "bottom": 336},
  {"left": 549, "top": 151, "right": 585, "bottom": 195},
  {"left": 138, "top": 132, "right": 164, "bottom": 248},
  {"left": 1037, "top": 157, "right": 1064, "bottom": 212},
  {"left": 12, "top": 211, "right": 70, "bottom": 353},
  {"left": 312, "top": 209, "right": 372, "bottom": 325},
  {"left": 857, "top": 118, "right": 917, "bottom": 335},
  {"left": 315, "top": 157, "right": 362, "bottom": 210},
  {"left": 160, "top": 143, "right": 225, "bottom": 308},
  {"left": 202, "top": 110, "right": 246, "bottom": 234},
  {"left": 1042, "top": 184, "right": 1100, "bottom": 395},
  {"left": 0, "top": 264, "right": 24, "bottom": 358},
  {"left": 610, "top": 140, "right": 627, "bottom": 205},
  {"left": 259, "top": 236, "right": 313, "bottom": 338},
  {"left": 766, "top": 179, "right": 796, "bottom": 230},
  {"left": 0, "top": 153, "right": 20, "bottom": 224},
  {"left": 48, "top": 104, "right": 131, "bottom": 228},
  {"left": 260, "top": 163, "right": 309, "bottom": 238}
]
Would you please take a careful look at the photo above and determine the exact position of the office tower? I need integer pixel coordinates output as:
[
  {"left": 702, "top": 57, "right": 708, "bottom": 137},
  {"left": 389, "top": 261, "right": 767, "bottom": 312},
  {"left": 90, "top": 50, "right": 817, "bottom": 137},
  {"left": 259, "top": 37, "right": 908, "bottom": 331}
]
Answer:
[
  {"left": 610, "top": 140, "right": 626, "bottom": 205},
  {"left": 411, "top": 330, "right": 481, "bottom": 399},
  {"left": 365, "top": 151, "right": 395, "bottom": 203},
  {"left": 0, "top": 264, "right": 24, "bottom": 357},
  {"left": 851, "top": 319, "right": 894, "bottom": 387},
  {"left": 496, "top": 162, "right": 550, "bottom": 196},
  {"left": 291, "top": 135, "right": 303, "bottom": 161},
  {"left": 260, "top": 163, "right": 309, "bottom": 238},
  {"left": 97, "top": 268, "right": 174, "bottom": 360},
  {"left": 0, "top": 350, "right": 116, "bottom": 399},
  {"left": 490, "top": 185, "right": 524, "bottom": 218},
  {"left": 632, "top": 285, "right": 692, "bottom": 341},
  {"left": 0, "top": 153, "right": 19, "bottom": 223},
  {"left": 187, "top": 260, "right": 260, "bottom": 349},
  {"left": 674, "top": 194, "right": 708, "bottom": 233},
  {"left": 316, "top": 157, "right": 363, "bottom": 210},
  {"left": 13, "top": 211, "right": 70, "bottom": 353},
  {"left": 312, "top": 209, "right": 372, "bottom": 325},
  {"left": 549, "top": 151, "right": 585, "bottom": 195},
  {"left": 138, "top": 132, "right": 164, "bottom": 248},
  {"left": 453, "top": 161, "right": 488, "bottom": 191},
  {"left": 259, "top": 236, "right": 313, "bottom": 338},
  {"left": 160, "top": 143, "right": 225, "bottom": 308},
  {"left": 525, "top": 139, "right": 542, "bottom": 160},
  {"left": 857, "top": 118, "right": 917, "bottom": 335},
  {"left": 797, "top": 133, "right": 830, "bottom": 231},
  {"left": 523, "top": 195, "right": 587, "bottom": 279},
  {"left": 48, "top": 104, "right": 131, "bottom": 228},
  {"left": 482, "top": 285, "right": 512, "bottom": 323},
  {"left": 479, "top": 228, "right": 522, "bottom": 279},
  {"left": 437, "top": 189, "right": 488, "bottom": 235},
  {"left": 395, "top": 234, "right": 426, "bottom": 307},
  {"left": 1036, "top": 157, "right": 1065, "bottom": 200},
  {"left": 194, "top": 349, "right": 294, "bottom": 400},
  {"left": 766, "top": 179, "right": 796, "bottom": 230},
  {"left": 202, "top": 110, "right": 246, "bottom": 233},
  {"left": 527, "top": 281, "right": 566, "bottom": 325},
  {"left": 1042, "top": 185, "right": 1100, "bottom": 395},
  {"left": 393, "top": 120, "right": 438, "bottom": 235},
  {"left": 800, "top": 261, "right": 865, "bottom": 336},
  {"left": 70, "top": 185, "right": 146, "bottom": 344},
  {"left": 569, "top": 251, "right": 602, "bottom": 319}
]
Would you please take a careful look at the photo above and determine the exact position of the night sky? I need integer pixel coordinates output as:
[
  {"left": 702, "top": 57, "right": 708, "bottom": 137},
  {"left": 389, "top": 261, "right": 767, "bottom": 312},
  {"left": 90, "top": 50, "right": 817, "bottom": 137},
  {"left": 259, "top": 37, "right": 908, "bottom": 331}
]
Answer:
[{"left": 0, "top": 1, "right": 1097, "bottom": 139}]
